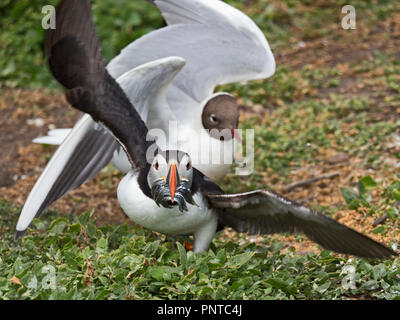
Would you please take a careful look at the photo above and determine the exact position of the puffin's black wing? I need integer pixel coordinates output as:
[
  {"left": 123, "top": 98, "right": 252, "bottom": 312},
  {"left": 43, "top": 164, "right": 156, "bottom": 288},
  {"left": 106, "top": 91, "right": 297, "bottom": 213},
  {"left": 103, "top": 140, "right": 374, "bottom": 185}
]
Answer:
[
  {"left": 206, "top": 190, "right": 396, "bottom": 259},
  {"left": 46, "top": 0, "right": 152, "bottom": 169}
]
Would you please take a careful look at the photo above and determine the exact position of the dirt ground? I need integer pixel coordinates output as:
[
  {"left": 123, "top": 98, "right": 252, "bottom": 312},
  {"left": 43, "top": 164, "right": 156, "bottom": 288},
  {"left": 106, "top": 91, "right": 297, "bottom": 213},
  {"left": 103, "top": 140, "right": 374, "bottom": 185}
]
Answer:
[{"left": 1, "top": 10, "right": 400, "bottom": 254}]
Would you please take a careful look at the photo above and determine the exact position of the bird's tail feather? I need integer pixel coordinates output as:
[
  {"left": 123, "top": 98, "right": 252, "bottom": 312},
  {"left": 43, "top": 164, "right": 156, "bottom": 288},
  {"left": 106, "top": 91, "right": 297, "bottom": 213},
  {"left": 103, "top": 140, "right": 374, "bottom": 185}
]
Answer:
[{"left": 33, "top": 128, "right": 72, "bottom": 145}]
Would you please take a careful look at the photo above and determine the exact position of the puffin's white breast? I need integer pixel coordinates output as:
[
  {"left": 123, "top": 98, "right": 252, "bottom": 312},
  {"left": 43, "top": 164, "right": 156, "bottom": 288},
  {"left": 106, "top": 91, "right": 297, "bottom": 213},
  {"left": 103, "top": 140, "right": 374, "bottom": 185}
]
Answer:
[{"left": 117, "top": 171, "right": 217, "bottom": 236}]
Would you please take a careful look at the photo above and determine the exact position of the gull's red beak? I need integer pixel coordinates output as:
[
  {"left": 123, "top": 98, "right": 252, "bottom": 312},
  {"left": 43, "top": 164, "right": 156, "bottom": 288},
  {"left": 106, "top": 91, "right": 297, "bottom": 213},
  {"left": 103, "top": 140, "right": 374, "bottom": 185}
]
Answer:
[
  {"left": 168, "top": 163, "right": 178, "bottom": 200},
  {"left": 231, "top": 128, "right": 242, "bottom": 143}
]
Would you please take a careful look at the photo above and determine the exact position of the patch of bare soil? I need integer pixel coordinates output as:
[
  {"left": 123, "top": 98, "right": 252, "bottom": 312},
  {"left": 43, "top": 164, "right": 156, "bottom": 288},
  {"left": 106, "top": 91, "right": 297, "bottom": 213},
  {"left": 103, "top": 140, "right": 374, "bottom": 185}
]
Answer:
[
  {"left": 276, "top": 12, "right": 400, "bottom": 120},
  {"left": 0, "top": 89, "right": 78, "bottom": 186},
  {"left": 277, "top": 11, "right": 400, "bottom": 68}
]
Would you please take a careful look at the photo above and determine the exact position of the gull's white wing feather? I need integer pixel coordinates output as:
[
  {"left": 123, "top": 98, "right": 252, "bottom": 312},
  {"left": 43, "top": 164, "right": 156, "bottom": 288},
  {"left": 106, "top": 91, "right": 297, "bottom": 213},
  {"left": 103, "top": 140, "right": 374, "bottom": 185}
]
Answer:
[
  {"left": 108, "top": 0, "right": 275, "bottom": 121},
  {"left": 31, "top": 57, "right": 184, "bottom": 147},
  {"left": 33, "top": 128, "right": 72, "bottom": 145},
  {"left": 16, "top": 114, "right": 117, "bottom": 235},
  {"left": 117, "top": 56, "right": 185, "bottom": 131}
]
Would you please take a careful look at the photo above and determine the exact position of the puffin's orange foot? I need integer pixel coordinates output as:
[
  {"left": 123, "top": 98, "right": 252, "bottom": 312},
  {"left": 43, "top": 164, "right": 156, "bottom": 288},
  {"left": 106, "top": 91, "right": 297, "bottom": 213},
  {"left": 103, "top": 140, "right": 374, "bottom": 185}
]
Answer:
[{"left": 184, "top": 241, "right": 193, "bottom": 251}]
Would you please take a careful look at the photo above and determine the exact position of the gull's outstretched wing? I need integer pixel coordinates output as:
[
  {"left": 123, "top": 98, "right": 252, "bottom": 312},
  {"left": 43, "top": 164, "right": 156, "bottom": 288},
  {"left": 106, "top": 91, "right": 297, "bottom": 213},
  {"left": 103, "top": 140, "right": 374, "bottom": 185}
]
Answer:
[
  {"left": 108, "top": 0, "right": 275, "bottom": 121},
  {"left": 15, "top": 0, "right": 155, "bottom": 237},
  {"left": 206, "top": 190, "right": 397, "bottom": 259},
  {"left": 117, "top": 56, "right": 185, "bottom": 132}
]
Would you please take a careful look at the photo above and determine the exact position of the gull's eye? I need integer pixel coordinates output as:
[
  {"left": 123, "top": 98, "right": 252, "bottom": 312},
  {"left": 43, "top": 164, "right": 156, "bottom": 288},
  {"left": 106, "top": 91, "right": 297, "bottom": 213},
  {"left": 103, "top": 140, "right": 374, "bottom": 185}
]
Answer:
[
  {"left": 154, "top": 162, "right": 159, "bottom": 170},
  {"left": 209, "top": 114, "right": 218, "bottom": 123},
  {"left": 186, "top": 162, "right": 191, "bottom": 171}
]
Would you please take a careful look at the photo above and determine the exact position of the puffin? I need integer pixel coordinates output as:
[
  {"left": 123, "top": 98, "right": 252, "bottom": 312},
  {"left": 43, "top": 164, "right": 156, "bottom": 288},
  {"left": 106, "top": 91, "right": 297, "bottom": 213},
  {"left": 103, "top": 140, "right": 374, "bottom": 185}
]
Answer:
[
  {"left": 24, "top": 0, "right": 275, "bottom": 228},
  {"left": 15, "top": 0, "right": 397, "bottom": 260}
]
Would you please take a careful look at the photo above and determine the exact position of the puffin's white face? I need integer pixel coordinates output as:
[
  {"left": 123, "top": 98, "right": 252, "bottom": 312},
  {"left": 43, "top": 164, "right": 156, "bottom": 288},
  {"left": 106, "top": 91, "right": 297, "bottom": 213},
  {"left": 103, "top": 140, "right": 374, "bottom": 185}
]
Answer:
[
  {"left": 147, "top": 152, "right": 196, "bottom": 212},
  {"left": 175, "top": 153, "right": 194, "bottom": 184}
]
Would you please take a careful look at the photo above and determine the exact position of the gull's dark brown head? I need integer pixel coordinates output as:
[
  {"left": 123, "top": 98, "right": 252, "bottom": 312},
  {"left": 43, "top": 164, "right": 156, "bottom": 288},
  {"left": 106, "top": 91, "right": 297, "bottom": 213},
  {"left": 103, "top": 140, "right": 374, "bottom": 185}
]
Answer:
[{"left": 201, "top": 94, "right": 240, "bottom": 141}]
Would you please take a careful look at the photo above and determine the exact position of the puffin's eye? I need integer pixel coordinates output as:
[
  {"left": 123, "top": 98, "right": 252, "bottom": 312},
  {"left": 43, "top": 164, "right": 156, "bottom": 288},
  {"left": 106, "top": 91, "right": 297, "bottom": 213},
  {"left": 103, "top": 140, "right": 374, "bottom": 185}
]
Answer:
[
  {"left": 210, "top": 114, "right": 218, "bottom": 123},
  {"left": 154, "top": 162, "right": 159, "bottom": 170},
  {"left": 186, "top": 162, "right": 191, "bottom": 171}
]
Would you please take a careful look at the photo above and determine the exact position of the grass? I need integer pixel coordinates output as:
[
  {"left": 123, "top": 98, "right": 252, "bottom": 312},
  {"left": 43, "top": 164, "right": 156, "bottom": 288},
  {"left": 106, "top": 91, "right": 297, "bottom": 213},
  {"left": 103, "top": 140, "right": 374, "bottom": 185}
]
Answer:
[
  {"left": 1, "top": 0, "right": 400, "bottom": 300},
  {"left": 0, "top": 0, "right": 163, "bottom": 87},
  {"left": 1, "top": 196, "right": 400, "bottom": 300}
]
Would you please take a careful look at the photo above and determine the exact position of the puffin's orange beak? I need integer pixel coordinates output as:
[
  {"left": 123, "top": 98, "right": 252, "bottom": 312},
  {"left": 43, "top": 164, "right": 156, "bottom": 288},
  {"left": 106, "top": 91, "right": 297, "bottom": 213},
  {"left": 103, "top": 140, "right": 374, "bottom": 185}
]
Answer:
[{"left": 168, "top": 163, "right": 178, "bottom": 200}]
